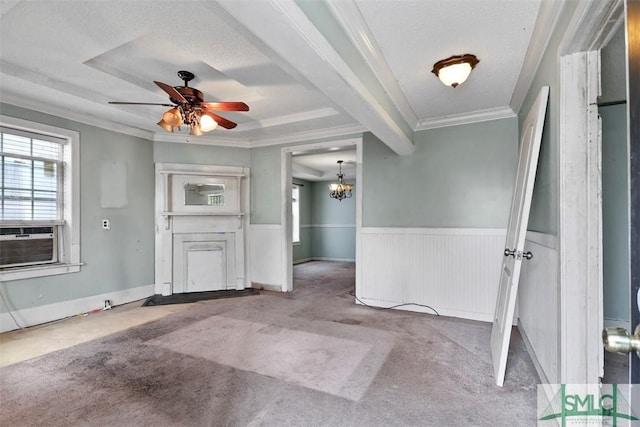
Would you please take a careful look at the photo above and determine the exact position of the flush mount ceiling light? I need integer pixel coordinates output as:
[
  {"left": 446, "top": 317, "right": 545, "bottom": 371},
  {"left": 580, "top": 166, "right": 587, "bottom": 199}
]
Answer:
[
  {"left": 328, "top": 160, "right": 353, "bottom": 202},
  {"left": 431, "top": 54, "right": 479, "bottom": 88}
]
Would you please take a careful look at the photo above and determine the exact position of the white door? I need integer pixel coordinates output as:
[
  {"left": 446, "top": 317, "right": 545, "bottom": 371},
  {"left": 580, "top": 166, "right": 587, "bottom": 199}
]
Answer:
[{"left": 491, "top": 86, "right": 549, "bottom": 387}]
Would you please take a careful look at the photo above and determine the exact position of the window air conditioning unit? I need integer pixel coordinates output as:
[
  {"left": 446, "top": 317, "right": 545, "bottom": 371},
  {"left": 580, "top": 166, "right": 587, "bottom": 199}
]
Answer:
[{"left": 0, "top": 227, "right": 57, "bottom": 268}]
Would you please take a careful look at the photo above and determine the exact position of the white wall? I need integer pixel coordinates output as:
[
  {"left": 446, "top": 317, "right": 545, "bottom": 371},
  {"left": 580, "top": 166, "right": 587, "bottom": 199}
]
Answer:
[
  {"left": 358, "top": 228, "right": 506, "bottom": 322},
  {"left": 518, "top": 232, "right": 559, "bottom": 383}
]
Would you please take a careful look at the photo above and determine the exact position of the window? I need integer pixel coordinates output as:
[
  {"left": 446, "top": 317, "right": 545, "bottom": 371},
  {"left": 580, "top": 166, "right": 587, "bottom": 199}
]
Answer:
[
  {"left": 292, "top": 185, "right": 300, "bottom": 244},
  {"left": 1, "top": 130, "right": 63, "bottom": 222},
  {"left": 0, "top": 116, "right": 80, "bottom": 280}
]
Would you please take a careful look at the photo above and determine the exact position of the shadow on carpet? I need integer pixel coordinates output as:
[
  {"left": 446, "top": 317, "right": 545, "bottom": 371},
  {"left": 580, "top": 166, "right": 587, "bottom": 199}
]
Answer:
[{"left": 142, "top": 288, "right": 260, "bottom": 306}]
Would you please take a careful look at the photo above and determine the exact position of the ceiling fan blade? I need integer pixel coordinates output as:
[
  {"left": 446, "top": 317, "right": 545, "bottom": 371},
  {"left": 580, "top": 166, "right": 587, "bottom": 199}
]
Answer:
[
  {"left": 109, "top": 102, "right": 174, "bottom": 106},
  {"left": 207, "top": 112, "right": 238, "bottom": 129},
  {"left": 154, "top": 81, "right": 187, "bottom": 103},
  {"left": 200, "top": 102, "right": 249, "bottom": 112}
]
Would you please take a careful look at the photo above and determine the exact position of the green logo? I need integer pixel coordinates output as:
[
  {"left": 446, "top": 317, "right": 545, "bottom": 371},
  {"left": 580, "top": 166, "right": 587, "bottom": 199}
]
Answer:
[{"left": 538, "top": 384, "right": 639, "bottom": 426}]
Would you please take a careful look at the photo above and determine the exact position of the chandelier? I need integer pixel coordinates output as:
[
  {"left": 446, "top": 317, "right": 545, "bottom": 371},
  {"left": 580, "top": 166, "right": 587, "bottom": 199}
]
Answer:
[{"left": 328, "top": 160, "right": 353, "bottom": 201}]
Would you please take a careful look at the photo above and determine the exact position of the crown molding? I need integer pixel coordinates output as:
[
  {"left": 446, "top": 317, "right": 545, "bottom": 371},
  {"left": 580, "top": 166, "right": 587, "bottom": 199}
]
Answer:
[
  {"left": 510, "top": 0, "right": 566, "bottom": 114},
  {"left": 415, "top": 107, "right": 516, "bottom": 131},
  {"left": 558, "top": 0, "right": 624, "bottom": 55},
  {"left": 153, "top": 132, "right": 251, "bottom": 148},
  {"left": 0, "top": 94, "right": 153, "bottom": 140},
  {"left": 238, "top": 107, "right": 339, "bottom": 132},
  {"left": 248, "top": 123, "right": 365, "bottom": 148},
  {"left": 217, "top": 0, "right": 414, "bottom": 156}
]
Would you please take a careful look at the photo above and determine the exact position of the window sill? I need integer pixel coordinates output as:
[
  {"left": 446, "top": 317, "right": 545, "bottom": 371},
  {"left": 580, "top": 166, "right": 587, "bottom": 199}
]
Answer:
[
  {"left": 0, "top": 263, "right": 83, "bottom": 282},
  {"left": 293, "top": 241, "right": 301, "bottom": 246}
]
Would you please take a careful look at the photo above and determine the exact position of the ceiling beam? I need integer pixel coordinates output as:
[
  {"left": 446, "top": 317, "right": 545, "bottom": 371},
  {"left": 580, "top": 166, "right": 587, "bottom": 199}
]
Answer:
[{"left": 216, "top": 0, "right": 415, "bottom": 156}]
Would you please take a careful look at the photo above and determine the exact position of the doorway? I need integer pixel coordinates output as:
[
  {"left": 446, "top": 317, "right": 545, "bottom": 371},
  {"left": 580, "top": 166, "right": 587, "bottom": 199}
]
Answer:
[{"left": 280, "top": 137, "right": 362, "bottom": 292}]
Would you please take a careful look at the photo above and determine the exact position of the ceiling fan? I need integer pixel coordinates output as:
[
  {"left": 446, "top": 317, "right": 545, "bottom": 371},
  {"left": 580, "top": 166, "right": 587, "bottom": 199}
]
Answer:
[{"left": 109, "top": 70, "right": 249, "bottom": 136}]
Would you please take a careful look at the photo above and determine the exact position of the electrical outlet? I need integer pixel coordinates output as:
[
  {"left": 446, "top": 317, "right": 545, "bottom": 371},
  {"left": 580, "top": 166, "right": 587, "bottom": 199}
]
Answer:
[{"left": 102, "top": 219, "right": 110, "bottom": 230}]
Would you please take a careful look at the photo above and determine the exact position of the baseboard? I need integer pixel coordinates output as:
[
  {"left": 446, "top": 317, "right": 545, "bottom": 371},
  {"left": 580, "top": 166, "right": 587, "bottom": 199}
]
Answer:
[
  {"left": 604, "top": 317, "right": 631, "bottom": 331},
  {"left": 252, "top": 282, "right": 282, "bottom": 292},
  {"left": 518, "top": 320, "right": 552, "bottom": 385},
  {"left": 293, "top": 257, "right": 314, "bottom": 265},
  {"left": 355, "top": 296, "right": 493, "bottom": 322},
  {"left": 309, "top": 257, "right": 355, "bottom": 262},
  {"left": 0, "top": 284, "right": 154, "bottom": 333}
]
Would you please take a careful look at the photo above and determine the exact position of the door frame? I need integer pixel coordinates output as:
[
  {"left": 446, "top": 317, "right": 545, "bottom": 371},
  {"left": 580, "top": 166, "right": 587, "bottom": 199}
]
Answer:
[
  {"left": 556, "top": 0, "right": 624, "bottom": 384},
  {"left": 280, "top": 136, "right": 363, "bottom": 292}
]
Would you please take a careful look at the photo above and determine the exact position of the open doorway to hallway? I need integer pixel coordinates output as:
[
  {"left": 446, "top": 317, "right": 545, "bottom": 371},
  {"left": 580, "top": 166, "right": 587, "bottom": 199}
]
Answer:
[
  {"left": 291, "top": 149, "right": 357, "bottom": 287},
  {"left": 280, "top": 137, "right": 361, "bottom": 293}
]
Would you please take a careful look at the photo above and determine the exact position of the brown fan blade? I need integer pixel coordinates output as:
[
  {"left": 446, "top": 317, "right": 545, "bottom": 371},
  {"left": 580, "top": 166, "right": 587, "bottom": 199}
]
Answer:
[
  {"left": 200, "top": 102, "right": 249, "bottom": 112},
  {"left": 208, "top": 112, "right": 237, "bottom": 129},
  {"left": 109, "top": 102, "right": 174, "bottom": 106},
  {"left": 154, "top": 81, "right": 187, "bottom": 103}
]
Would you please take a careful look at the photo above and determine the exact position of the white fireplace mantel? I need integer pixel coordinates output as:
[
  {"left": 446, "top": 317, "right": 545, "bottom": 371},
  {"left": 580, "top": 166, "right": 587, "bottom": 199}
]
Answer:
[{"left": 154, "top": 163, "right": 250, "bottom": 296}]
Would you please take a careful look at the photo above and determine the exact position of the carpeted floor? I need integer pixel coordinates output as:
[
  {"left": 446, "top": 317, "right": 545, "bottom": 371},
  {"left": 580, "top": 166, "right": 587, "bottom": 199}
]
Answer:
[{"left": 0, "top": 261, "right": 539, "bottom": 426}]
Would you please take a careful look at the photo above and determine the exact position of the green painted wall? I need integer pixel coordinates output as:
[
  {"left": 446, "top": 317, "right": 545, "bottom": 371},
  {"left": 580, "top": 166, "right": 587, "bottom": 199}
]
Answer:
[
  {"left": 292, "top": 179, "right": 356, "bottom": 262},
  {"left": 518, "top": 2, "right": 579, "bottom": 235},
  {"left": 600, "top": 24, "right": 630, "bottom": 324},
  {"left": 601, "top": 104, "right": 630, "bottom": 323},
  {"left": 154, "top": 141, "right": 250, "bottom": 166},
  {"left": 0, "top": 103, "right": 154, "bottom": 313},
  {"left": 310, "top": 181, "right": 356, "bottom": 259},
  {"left": 250, "top": 145, "right": 282, "bottom": 224},
  {"left": 362, "top": 118, "right": 518, "bottom": 228}
]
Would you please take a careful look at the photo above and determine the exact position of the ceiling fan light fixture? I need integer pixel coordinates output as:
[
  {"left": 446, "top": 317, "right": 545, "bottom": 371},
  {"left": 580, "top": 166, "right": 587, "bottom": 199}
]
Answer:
[
  {"left": 162, "top": 107, "right": 183, "bottom": 126},
  {"left": 199, "top": 112, "right": 218, "bottom": 132},
  {"left": 190, "top": 123, "right": 204, "bottom": 137},
  {"left": 157, "top": 119, "right": 174, "bottom": 132},
  {"left": 431, "top": 54, "right": 479, "bottom": 88}
]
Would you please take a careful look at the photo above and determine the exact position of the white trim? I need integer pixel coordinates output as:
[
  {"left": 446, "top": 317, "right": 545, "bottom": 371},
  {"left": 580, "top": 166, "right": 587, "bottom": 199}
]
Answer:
[
  {"left": 153, "top": 133, "right": 251, "bottom": 148},
  {"left": 249, "top": 124, "right": 366, "bottom": 149},
  {"left": 326, "top": 0, "right": 418, "bottom": 129},
  {"left": 510, "top": 0, "right": 566, "bottom": 114},
  {"left": 415, "top": 107, "right": 515, "bottom": 131},
  {"left": 0, "top": 115, "right": 81, "bottom": 282},
  {"left": 281, "top": 137, "right": 362, "bottom": 293},
  {"left": 558, "top": 50, "right": 602, "bottom": 384},
  {"left": 240, "top": 107, "right": 339, "bottom": 132},
  {"left": 0, "top": 92, "right": 153, "bottom": 140},
  {"left": 519, "top": 321, "right": 552, "bottom": 386},
  {"left": 216, "top": 1, "right": 413, "bottom": 155},
  {"left": 558, "top": 0, "right": 624, "bottom": 55},
  {"left": 302, "top": 224, "right": 356, "bottom": 229},
  {"left": 293, "top": 257, "right": 314, "bottom": 265},
  {"left": 0, "top": 284, "right": 153, "bottom": 333},
  {"left": 356, "top": 297, "right": 491, "bottom": 323},
  {"left": 0, "top": 263, "right": 83, "bottom": 281},
  {"left": 308, "top": 257, "right": 355, "bottom": 263},
  {"left": 360, "top": 227, "right": 506, "bottom": 236}
]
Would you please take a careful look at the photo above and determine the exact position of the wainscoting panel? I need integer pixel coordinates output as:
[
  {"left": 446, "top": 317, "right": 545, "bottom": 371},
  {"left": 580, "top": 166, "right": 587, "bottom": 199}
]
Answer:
[
  {"left": 249, "top": 224, "right": 284, "bottom": 289},
  {"left": 358, "top": 228, "right": 506, "bottom": 322},
  {"left": 518, "top": 231, "right": 559, "bottom": 384}
]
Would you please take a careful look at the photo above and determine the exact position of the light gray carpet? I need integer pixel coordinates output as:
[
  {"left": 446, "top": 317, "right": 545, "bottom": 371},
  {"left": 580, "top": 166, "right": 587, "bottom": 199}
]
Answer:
[{"left": 0, "top": 261, "right": 539, "bottom": 426}]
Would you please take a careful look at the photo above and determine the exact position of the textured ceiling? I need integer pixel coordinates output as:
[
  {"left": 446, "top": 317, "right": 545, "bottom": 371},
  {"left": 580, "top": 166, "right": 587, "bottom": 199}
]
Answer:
[{"left": 0, "top": 0, "right": 544, "bottom": 157}]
